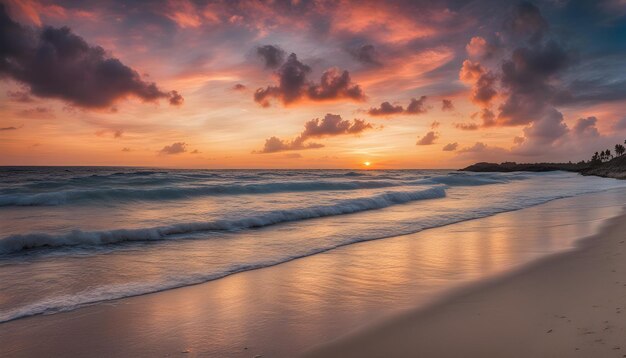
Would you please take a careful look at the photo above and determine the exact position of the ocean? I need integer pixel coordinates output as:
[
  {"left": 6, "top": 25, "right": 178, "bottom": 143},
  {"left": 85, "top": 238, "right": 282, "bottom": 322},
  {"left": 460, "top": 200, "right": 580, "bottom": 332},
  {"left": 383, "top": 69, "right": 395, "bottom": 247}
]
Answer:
[{"left": 1, "top": 167, "right": 626, "bottom": 325}]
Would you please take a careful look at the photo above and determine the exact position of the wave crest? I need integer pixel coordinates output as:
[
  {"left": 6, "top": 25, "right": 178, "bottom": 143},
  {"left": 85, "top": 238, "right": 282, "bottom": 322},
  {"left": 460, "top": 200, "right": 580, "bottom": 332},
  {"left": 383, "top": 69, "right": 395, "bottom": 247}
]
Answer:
[{"left": 0, "top": 187, "right": 446, "bottom": 254}]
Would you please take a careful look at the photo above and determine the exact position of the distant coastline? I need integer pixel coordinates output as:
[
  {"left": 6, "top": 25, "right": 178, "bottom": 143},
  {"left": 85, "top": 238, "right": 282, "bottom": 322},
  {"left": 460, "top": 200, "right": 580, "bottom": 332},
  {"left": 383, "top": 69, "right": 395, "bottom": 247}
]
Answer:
[{"left": 462, "top": 151, "right": 626, "bottom": 180}]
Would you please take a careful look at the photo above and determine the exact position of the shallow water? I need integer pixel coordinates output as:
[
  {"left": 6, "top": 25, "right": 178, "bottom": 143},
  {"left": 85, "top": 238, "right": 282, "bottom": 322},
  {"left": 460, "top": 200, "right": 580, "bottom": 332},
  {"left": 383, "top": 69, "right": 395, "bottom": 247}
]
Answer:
[{"left": 1, "top": 167, "right": 626, "bottom": 324}]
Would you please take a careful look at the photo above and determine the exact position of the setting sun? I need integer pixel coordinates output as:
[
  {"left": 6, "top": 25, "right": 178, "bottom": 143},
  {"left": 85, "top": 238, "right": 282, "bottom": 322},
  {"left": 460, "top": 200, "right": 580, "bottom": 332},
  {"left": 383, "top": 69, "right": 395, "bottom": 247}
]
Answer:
[{"left": 364, "top": 161, "right": 371, "bottom": 167}]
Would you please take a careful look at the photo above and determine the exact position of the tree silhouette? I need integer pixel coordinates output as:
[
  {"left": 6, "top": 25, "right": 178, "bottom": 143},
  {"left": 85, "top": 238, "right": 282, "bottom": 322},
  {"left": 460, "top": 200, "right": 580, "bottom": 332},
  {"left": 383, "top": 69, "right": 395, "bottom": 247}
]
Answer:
[{"left": 615, "top": 144, "right": 625, "bottom": 157}]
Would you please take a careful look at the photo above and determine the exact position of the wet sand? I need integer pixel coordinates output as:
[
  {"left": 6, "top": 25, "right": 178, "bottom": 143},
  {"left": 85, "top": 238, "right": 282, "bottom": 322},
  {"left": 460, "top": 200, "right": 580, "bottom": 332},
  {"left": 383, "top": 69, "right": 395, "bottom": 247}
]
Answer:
[
  {"left": 305, "top": 211, "right": 626, "bottom": 358},
  {"left": 1, "top": 190, "right": 625, "bottom": 357}
]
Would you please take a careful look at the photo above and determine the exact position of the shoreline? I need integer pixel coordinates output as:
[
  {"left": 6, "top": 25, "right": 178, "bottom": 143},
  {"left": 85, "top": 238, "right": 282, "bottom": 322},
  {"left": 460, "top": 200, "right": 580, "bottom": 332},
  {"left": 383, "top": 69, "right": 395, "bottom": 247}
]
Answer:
[
  {"left": 304, "top": 208, "right": 626, "bottom": 357},
  {"left": 1, "top": 189, "right": 625, "bottom": 357}
]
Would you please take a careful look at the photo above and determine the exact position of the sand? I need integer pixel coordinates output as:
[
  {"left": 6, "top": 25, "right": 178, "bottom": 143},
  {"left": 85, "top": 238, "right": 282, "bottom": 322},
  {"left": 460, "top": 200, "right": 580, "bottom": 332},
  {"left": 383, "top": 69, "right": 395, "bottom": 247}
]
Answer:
[{"left": 304, "top": 212, "right": 626, "bottom": 358}]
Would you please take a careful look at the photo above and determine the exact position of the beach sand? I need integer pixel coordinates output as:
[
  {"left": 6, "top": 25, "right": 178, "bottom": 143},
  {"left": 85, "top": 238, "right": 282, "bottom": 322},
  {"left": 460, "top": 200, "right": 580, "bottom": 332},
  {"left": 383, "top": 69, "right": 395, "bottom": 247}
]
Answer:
[{"left": 304, "top": 211, "right": 626, "bottom": 358}]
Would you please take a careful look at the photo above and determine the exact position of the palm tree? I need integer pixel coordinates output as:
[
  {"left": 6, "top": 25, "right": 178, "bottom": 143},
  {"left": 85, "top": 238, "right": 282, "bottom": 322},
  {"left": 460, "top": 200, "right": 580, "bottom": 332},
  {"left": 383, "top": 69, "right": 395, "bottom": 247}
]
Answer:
[
  {"left": 592, "top": 151, "right": 600, "bottom": 163},
  {"left": 616, "top": 144, "right": 625, "bottom": 157}
]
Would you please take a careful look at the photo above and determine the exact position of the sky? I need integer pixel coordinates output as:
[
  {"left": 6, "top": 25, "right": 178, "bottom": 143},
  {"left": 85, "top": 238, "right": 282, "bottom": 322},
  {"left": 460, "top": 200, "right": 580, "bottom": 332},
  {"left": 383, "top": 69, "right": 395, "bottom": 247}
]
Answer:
[{"left": 1, "top": 0, "right": 625, "bottom": 169}]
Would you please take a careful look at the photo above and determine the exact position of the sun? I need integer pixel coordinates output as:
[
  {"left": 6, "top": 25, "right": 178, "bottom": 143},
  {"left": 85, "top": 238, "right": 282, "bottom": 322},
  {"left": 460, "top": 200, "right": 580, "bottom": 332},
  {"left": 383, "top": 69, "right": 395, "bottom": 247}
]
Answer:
[{"left": 363, "top": 161, "right": 371, "bottom": 167}]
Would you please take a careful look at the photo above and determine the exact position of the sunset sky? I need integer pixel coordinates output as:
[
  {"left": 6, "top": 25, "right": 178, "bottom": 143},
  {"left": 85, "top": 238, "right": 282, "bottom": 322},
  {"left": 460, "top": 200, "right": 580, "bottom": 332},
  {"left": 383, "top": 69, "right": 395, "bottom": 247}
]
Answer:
[{"left": 1, "top": 0, "right": 625, "bottom": 168}]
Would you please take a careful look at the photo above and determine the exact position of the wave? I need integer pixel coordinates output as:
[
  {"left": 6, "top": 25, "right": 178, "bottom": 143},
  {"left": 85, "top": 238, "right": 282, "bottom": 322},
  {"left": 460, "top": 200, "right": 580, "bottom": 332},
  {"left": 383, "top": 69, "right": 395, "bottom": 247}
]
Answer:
[
  {"left": 3, "top": 184, "right": 622, "bottom": 323},
  {"left": 0, "top": 180, "right": 409, "bottom": 206},
  {"left": 0, "top": 187, "right": 446, "bottom": 254},
  {"left": 0, "top": 173, "right": 522, "bottom": 207}
]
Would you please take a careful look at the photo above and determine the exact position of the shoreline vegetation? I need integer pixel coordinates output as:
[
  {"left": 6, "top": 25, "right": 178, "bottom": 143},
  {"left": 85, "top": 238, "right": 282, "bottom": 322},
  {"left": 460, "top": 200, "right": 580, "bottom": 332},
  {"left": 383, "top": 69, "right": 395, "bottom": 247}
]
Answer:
[{"left": 462, "top": 140, "right": 626, "bottom": 180}]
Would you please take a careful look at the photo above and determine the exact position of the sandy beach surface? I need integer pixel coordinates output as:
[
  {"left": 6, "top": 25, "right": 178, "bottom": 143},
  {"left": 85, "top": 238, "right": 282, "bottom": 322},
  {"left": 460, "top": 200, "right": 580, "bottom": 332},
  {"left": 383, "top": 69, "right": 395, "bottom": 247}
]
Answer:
[{"left": 305, "top": 210, "right": 626, "bottom": 358}]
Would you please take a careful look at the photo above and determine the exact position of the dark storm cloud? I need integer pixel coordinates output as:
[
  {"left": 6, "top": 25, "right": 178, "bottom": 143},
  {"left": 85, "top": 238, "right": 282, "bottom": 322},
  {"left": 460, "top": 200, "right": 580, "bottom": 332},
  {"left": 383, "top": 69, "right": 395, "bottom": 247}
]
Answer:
[
  {"left": 254, "top": 53, "right": 311, "bottom": 106},
  {"left": 507, "top": 1, "right": 548, "bottom": 43},
  {"left": 0, "top": 4, "right": 181, "bottom": 109},
  {"left": 257, "top": 114, "right": 373, "bottom": 153},
  {"left": 498, "top": 40, "right": 573, "bottom": 125},
  {"left": 254, "top": 53, "right": 365, "bottom": 107},
  {"left": 256, "top": 45, "right": 286, "bottom": 69},
  {"left": 493, "top": 2, "right": 576, "bottom": 130},
  {"left": 159, "top": 142, "right": 187, "bottom": 155}
]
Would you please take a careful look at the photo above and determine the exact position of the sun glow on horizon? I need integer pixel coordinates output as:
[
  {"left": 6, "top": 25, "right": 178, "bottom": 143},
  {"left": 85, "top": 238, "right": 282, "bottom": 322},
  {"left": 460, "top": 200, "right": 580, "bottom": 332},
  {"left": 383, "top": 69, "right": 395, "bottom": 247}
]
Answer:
[{"left": 364, "top": 161, "right": 371, "bottom": 167}]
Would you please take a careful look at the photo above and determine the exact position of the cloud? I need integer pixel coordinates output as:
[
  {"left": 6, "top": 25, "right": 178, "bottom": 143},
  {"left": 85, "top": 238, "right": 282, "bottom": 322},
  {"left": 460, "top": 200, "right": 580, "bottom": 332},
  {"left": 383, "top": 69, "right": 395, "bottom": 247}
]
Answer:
[
  {"left": 254, "top": 53, "right": 311, "bottom": 106},
  {"left": 308, "top": 68, "right": 366, "bottom": 101},
  {"left": 497, "top": 40, "right": 572, "bottom": 126},
  {"left": 0, "top": 5, "right": 181, "bottom": 109},
  {"left": 348, "top": 44, "right": 381, "bottom": 66},
  {"left": 367, "top": 96, "right": 428, "bottom": 116},
  {"left": 301, "top": 114, "right": 373, "bottom": 137},
  {"left": 368, "top": 101, "right": 404, "bottom": 116},
  {"left": 459, "top": 60, "right": 497, "bottom": 107},
  {"left": 18, "top": 106, "right": 54, "bottom": 118},
  {"left": 441, "top": 99, "right": 454, "bottom": 111},
  {"left": 416, "top": 131, "right": 438, "bottom": 145},
  {"left": 457, "top": 142, "right": 488, "bottom": 153},
  {"left": 168, "top": 90, "right": 184, "bottom": 106},
  {"left": 507, "top": 1, "right": 548, "bottom": 43},
  {"left": 257, "top": 113, "right": 373, "bottom": 153},
  {"left": 283, "top": 153, "right": 302, "bottom": 159},
  {"left": 573, "top": 116, "right": 600, "bottom": 138},
  {"left": 258, "top": 136, "right": 324, "bottom": 153},
  {"left": 159, "top": 142, "right": 187, "bottom": 155},
  {"left": 0, "top": 126, "right": 19, "bottom": 131},
  {"left": 442, "top": 142, "right": 458, "bottom": 151},
  {"left": 256, "top": 45, "right": 286, "bottom": 69},
  {"left": 614, "top": 117, "right": 626, "bottom": 131},
  {"left": 254, "top": 53, "right": 365, "bottom": 106},
  {"left": 431, "top": 121, "right": 440, "bottom": 129},
  {"left": 232, "top": 83, "right": 247, "bottom": 91},
  {"left": 470, "top": 108, "right": 496, "bottom": 127},
  {"left": 406, "top": 96, "right": 428, "bottom": 114},
  {"left": 121, "top": 147, "right": 131, "bottom": 152},
  {"left": 466, "top": 36, "right": 496, "bottom": 59},
  {"left": 6, "top": 90, "right": 33, "bottom": 102},
  {"left": 514, "top": 108, "right": 569, "bottom": 154},
  {"left": 455, "top": 122, "right": 479, "bottom": 131}
]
